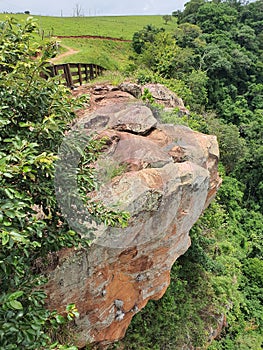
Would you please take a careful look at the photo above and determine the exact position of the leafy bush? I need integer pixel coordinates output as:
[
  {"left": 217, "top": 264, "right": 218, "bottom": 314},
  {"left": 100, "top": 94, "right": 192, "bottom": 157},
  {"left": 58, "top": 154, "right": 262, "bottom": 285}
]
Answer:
[
  {"left": 132, "top": 24, "right": 164, "bottom": 54},
  {"left": 0, "top": 17, "right": 87, "bottom": 349},
  {"left": 0, "top": 17, "right": 131, "bottom": 349}
]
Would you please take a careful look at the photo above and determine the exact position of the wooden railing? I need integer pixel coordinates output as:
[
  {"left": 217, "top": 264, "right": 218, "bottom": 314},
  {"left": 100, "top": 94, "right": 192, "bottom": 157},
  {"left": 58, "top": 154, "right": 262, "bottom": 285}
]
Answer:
[{"left": 50, "top": 63, "right": 105, "bottom": 88}]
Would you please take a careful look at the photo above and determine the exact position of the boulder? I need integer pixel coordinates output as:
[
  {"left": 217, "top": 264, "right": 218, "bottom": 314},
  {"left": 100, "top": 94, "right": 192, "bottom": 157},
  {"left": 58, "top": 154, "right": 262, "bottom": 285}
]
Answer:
[
  {"left": 143, "top": 83, "right": 189, "bottom": 114},
  {"left": 44, "top": 99, "right": 221, "bottom": 348},
  {"left": 119, "top": 81, "right": 142, "bottom": 98}
]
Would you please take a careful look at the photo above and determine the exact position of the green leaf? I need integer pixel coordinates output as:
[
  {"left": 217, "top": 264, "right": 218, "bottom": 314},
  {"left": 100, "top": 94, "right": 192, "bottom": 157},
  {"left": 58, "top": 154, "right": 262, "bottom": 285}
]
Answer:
[
  {"left": 3, "top": 220, "right": 12, "bottom": 226},
  {"left": 22, "top": 166, "right": 32, "bottom": 173},
  {"left": 30, "top": 323, "right": 41, "bottom": 331},
  {"left": 4, "top": 188, "right": 14, "bottom": 199},
  {"left": 9, "top": 300, "right": 23, "bottom": 310},
  {"left": 5, "top": 210, "right": 15, "bottom": 218},
  {"left": 10, "top": 231, "right": 29, "bottom": 243},
  {"left": 3, "top": 172, "right": 13, "bottom": 178},
  {"left": 1, "top": 232, "right": 9, "bottom": 245},
  {"left": 8, "top": 291, "right": 24, "bottom": 300},
  {"left": 19, "top": 122, "right": 31, "bottom": 127},
  {"left": 55, "top": 314, "right": 65, "bottom": 324}
]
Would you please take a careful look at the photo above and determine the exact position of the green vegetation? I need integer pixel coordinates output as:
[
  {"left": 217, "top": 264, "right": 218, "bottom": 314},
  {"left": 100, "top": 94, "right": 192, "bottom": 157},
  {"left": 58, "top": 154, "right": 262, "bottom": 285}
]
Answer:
[
  {"left": 76, "top": 139, "right": 130, "bottom": 227},
  {"left": 55, "top": 38, "right": 132, "bottom": 69},
  {"left": 0, "top": 17, "right": 83, "bottom": 349},
  {"left": 0, "top": 13, "right": 177, "bottom": 68},
  {"left": 0, "top": 14, "right": 177, "bottom": 39}
]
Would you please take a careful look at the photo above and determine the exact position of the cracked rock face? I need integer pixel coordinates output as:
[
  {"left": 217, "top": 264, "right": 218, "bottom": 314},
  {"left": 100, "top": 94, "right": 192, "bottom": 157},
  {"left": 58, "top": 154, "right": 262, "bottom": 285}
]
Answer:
[{"left": 44, "top": 101, "right": 221, "bottom": 347}]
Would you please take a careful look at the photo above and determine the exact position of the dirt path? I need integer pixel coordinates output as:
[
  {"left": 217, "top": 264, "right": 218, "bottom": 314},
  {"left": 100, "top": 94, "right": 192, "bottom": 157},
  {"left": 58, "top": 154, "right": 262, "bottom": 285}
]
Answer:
[
  {"left": 56, "top": 35, "right": 131, "bottom": 42},
  {"left": 50, "top": 44, "right": 80, "bottom": 63},
  {"left": 50, "top": 35, "right": 131, "bottom": 63}
]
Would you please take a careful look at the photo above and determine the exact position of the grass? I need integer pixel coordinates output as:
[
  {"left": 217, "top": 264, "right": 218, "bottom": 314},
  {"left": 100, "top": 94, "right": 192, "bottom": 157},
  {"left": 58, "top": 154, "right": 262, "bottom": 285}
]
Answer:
[
  {"left": 91, "top": 70, "right": 132, "bottom": 86},
  {"left": 0, "top": 13, "right": 177, "bottom": 72},
  {"left": 55, "top": 38, "right": 133, "bottom": 69},
  {"left": 0, "top": 14, "right": 178, "bottom": 39}
]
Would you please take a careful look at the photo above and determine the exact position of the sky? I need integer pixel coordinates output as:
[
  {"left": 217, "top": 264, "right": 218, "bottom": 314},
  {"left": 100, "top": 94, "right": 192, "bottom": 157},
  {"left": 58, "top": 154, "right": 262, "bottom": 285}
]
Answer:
[{"left": 0, "top": 0, "right": 188, "bottom": 17}]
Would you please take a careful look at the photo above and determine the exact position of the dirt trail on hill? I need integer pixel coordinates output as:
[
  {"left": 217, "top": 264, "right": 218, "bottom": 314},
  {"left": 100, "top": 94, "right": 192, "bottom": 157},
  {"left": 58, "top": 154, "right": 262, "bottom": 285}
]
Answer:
[
  {"left": 50, "top": 44, "right": 80, "bottom": 63},
  {"left": 50, "top": 35, "right": 131, "bottom": 63},
  {"left": 55, "top": 35, "right": 131, "bottom": 42}
]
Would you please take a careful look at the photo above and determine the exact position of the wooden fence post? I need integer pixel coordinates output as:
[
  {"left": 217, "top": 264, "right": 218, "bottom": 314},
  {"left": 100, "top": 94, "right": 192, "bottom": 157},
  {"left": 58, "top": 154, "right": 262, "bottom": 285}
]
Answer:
[
  {"left": 90, "top": 64, "right": 94, "bottom": 80},
  {"left": 78, "top": 63, "right": 82, "bottom": 85},
  {"left": 50, "top": 63, "right": 105, "bottom": 87},
  {"left": 65, "top": 64, "right": 73, "bottom": 87},
  {"left": 84, "top": 64, "right": 89, "bottom": 82}
]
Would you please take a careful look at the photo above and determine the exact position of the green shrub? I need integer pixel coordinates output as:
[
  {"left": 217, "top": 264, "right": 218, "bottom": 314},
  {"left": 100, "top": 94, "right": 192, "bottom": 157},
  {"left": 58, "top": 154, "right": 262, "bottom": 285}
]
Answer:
[
  {"left": 0, "top": 17, "right": 86, "bottom": 349},
  {"left": 0, "top": 17, "right": 130, "bottom": 349}
]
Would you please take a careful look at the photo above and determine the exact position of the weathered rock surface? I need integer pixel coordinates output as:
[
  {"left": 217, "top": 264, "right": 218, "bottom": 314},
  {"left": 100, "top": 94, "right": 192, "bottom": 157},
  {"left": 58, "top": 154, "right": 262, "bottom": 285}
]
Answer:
[
  {"left": 44, "top": 95, "right": 221, "bottom": 347},
  {"left": 119, "top": 81, "right": 142, "bottom": 98},
  {"left": 143, "top": 83, "right": 189, "bottom": 114},
  {"left": 72, "top": 82, "right": 189, "bottom": 116}
]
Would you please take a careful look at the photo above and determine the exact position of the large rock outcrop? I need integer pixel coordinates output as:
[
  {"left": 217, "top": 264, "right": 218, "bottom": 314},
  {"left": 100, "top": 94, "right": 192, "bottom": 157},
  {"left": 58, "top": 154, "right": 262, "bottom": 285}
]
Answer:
[
  {"left": 44, "top": 94, "right": 221, "bottom": 348},
  {"left": 73, "top": 81, "right": 189, "bottom": 116}
]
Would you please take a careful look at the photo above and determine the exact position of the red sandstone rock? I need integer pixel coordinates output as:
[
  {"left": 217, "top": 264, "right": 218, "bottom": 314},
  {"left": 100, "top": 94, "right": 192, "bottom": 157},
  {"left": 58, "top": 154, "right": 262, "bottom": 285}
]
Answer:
[{"left": 45, "top": 91, "right": 221, "bottom": 348}]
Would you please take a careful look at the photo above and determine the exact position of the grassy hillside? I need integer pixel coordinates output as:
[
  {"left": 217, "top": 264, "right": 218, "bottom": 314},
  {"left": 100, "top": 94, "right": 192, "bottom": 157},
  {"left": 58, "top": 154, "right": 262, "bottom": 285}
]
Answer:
[
  {"left": 53, "top": 38, "right": 132, "bottom": 69},
  {"left": 0, "top": 14, "right": 177, "bottom": 67},
  {"left": 0, "top": 14, "right": 177, "bottom": 39}
]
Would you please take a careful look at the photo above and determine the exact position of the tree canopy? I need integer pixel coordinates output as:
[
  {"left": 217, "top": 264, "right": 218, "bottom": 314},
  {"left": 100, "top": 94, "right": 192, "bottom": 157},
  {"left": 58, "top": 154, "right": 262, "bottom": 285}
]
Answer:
[{"left": 123, "top": 1, "right": 263, "bottom": 348}]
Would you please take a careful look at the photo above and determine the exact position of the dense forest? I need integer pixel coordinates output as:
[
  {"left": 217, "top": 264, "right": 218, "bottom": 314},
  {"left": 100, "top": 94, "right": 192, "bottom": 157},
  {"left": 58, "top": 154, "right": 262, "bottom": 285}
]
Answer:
[
  {"left": 118, "top": 1, "right": 263, "bottom": 349},
  {"left": 0, "top": 1, "right": 262, "bottom": 349}
]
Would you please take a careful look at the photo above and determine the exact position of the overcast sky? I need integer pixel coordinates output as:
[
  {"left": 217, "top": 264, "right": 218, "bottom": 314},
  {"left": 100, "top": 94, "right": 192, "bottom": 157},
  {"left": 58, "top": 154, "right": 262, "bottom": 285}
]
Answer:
[{"left": 0, "top": 0, "right": 188, "bottom": 16}]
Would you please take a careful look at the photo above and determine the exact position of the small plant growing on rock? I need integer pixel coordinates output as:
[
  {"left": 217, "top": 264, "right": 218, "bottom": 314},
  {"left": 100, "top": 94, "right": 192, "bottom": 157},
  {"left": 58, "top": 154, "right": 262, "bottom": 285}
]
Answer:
[
  {"left": 141, "top": 88, "right": 155, "bottom": 104},
  {"left": 46, "top": 304, "right": 79, "bottom": 347},
  {"left": 96, "top": 158, "right": 128, "bottom": 183}
]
